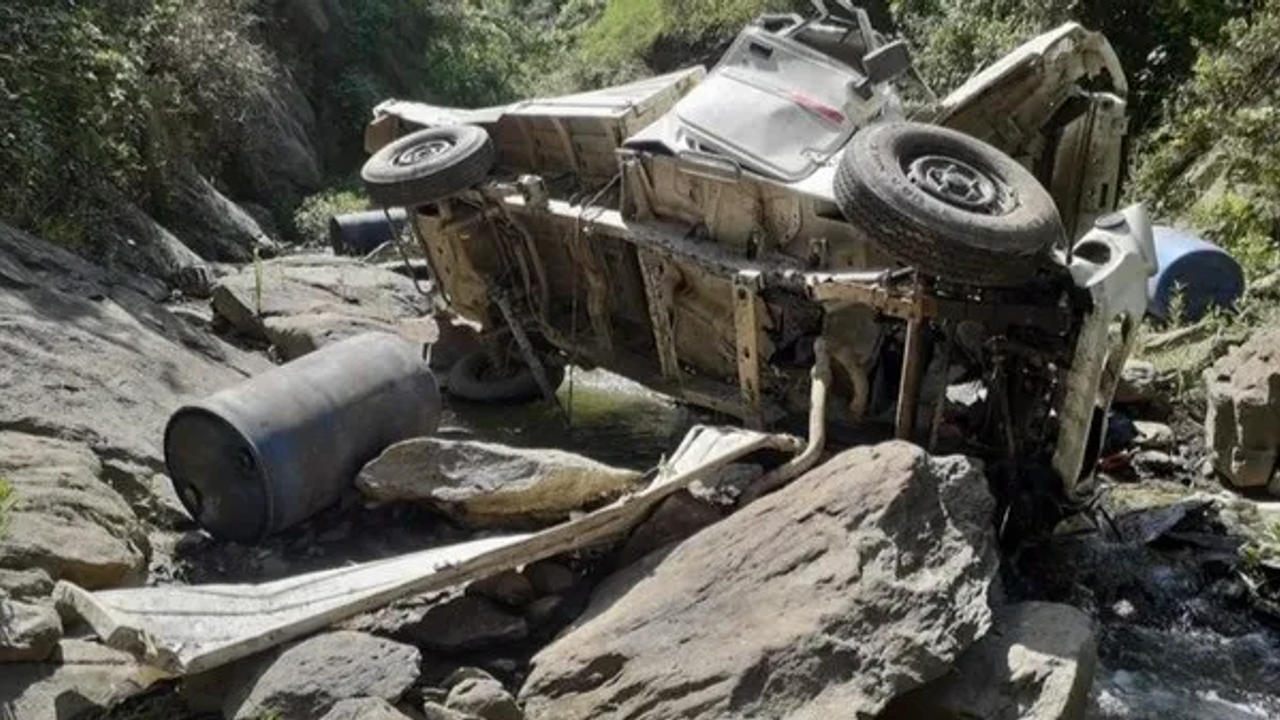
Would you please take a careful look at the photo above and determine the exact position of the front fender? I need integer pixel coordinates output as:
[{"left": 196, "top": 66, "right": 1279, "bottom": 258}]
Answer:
[{"left": 1052, "top": 203, "right": 1154, "bottom": 500}]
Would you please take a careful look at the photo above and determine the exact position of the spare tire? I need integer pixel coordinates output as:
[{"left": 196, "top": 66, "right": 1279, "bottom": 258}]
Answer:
[
  {"left": 447, "top": 351, "right": 566, "bottom": 404},
  {"left": 834, "top": 121, "right": 1064, "bottom": 287},
  {"left": 361, "top": 125, "right": 494, "bottom": 208}
]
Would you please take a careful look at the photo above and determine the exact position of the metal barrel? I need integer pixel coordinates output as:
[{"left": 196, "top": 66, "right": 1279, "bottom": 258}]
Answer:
[
  {"left": 164, "top": 332, "right": 440, "bottom": 540},
  {"left": 329, "top": 208, "right": 407, "bottom": 256}
]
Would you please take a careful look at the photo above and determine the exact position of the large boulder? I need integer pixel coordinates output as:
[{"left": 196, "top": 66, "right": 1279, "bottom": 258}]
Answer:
[
  {"left": 1204, "top": 328, "right": 1280, "bottom": 491},
  {"left": 216, "top": 631, "right": 420, "bottom": 720},
  {"left": 357, "top": 438, "right": 644, "bottom": 529},
  {"left": 159, "top": 161, "right": 280, "bottom": 262},
  {"left": 518, "top": 441, "right": 998, "bottom": 720},
  {"left": 0, "top": 432, "right": 149, "bottom": 589},
  {"left": 211, "top": 254, "right": 433, "bottom": 360},
  {"left": 0, "top": 222, "right": 270, "bottom": 475},
  {"left": 880, "top": 602, "right": 1097, "bottom": 720}
]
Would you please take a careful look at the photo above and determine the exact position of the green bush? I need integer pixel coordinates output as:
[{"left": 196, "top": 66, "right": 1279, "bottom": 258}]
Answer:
[
  {"left": 0, "top": 0, "right": 271, "bottom": 239},
  {"left": 293, "top": 188, "right": 371, "bottom": 247},
  {"left": 891, "top": 0, "right": 1254, "bottom": 137}
]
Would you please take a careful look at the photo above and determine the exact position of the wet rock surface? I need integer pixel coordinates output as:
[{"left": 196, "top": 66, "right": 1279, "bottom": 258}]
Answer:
[
  {"left": 211, "top": 254, "right": 433, "bottom": 360},
  {"left": 1004, "top": 483, "right": 1280, "bottom": 719},
  {"left": 519, "top": 442, "right": 999, "bottom": 720},
  {"left": 357, "top": 438, "right": 644, "bottom": 529}
]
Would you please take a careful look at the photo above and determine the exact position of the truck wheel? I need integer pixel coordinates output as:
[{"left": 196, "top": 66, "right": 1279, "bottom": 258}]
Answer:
[
  {"left": 834, "top": 121, "right": 1064, "bottom": 287},
  {"left": 361, "top": 125, "right": 494, "bottom": 208},
  {"left": 447, "top": 351, "right": 565, "bottom": 404}
]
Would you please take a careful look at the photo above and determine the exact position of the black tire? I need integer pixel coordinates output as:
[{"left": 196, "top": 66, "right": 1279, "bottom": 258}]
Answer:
[
  {"left": 447, "top": 351, "right": 566, "bottom": 404},
  {"left": 834, "top": 121, "right": 1064, "bottom": 287},
  {"left": 361, "top": 125, "right": 494, "bottom": 208}
]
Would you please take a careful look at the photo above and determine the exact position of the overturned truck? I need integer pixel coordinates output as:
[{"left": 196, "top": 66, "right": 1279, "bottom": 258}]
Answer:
[{"left": 361, "top": 2, "right": 1153, "bottom": 503}]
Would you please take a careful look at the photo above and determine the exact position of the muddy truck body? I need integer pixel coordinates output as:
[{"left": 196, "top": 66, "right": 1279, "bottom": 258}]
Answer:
[{"left": 360, "top": 3, "right": 1153, "bottom": 502}]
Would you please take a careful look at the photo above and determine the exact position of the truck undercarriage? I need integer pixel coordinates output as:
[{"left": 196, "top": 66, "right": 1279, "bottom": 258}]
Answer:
[{"left": 361, "top": 5, "right": 1154, "bottom": 504}]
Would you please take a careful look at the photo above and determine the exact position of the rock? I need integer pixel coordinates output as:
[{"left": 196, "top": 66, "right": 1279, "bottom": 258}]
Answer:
[
  {"left": 0, "top": 432, "right": 149, "bottom": 588},
  {"left": 880, "top": 602, "right": 1097, "bottom": 720},
  {"left": 1133, "top": 420, "right": 1175, "bottom": 450},
  {"left": 1133, "top": 450, "right": 1180, "bottom": 475},
  {"left": 424, "top": 702, "right": 481, "bottom": 720},
  {"left": 615, "top": 490, "right": 723, "bottom": 567},
  {"left": 320, "top": 697, "right": 416, "bottom": 720},
  {"left": 519, "top": 441, "right": 998, "bottom": 720},
  {"left": 1204, "top": 328, "right": 1280, "bottom": 490},
  {"left": 159, "top": 161, "right": 280, "bottom": 262},
  {"left": 234, "top": 73, "right": 323, "bottom": 211},
  {"left": 0, "top": 567, "right": 54, "bottom": 601},
  {"left": 1116, "top": 360, "right": 1159, "bottom": 405},
  {"left": 0, "top": 221, "right": 270, "bottom": 476},
  {"left": 102, "top": 200, "right": 212, "bottom": 292},
  {"left": 447, "top": 677, "right": 523, "bottom": 720},
  {"left": 0, "top": 639, "right": 170, "bottom": 719},
  {"left": 468, "top": 570, "right": 536, "bottom": 608},
  {"left": 688, "top": 462, "right": 763, "bottom": 507},
  {"left": 396, "top": 595, "right": 528, "bottom": 654},
  {"left": 524, "top": 595, "right": 567, "bottom": 629},
  {"left": 0, "top": 598, "right": 62, "bottom": 662},
  {"left": 220, "top": 631, "right": 420, "bottom": 720},
  {"left": 357, "top": 438, "right": 643, "bottom": 529},
  {"left": 522, "top": 561, "right": 576, "bottom": 596},
  {"left": 210, "top": 254, "right": 433, "bottom": 360}
]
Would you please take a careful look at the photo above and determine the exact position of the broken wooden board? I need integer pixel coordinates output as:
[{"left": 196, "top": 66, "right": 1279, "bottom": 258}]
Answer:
[{"left": 55, "top": 425, "right": 799, "bottom": 676}]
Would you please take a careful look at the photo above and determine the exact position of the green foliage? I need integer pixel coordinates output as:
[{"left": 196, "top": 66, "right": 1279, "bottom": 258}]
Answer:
[
  {"left": 293, "top": 188, "right": 370, "bottom": 247},
  {"left": 891, "top": 0, "right": 1253, "bottom": 136},
  {"left": 0, "top": 476, "right": 12, "bottom": 538},
  {"left": 0, "top": 0, "right": 271, "bottom": 237},
  {"left": 1129, "top": 1, "right": 1280, "bottom": 286}
]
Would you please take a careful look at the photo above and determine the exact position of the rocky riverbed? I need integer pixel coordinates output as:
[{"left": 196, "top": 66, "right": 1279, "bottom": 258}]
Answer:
[{"left": 4, "top": 219, "right": 1280, "bottom": 720}]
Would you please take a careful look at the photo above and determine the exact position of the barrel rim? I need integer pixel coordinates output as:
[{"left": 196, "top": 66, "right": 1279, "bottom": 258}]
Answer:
[{"left": 163, "top": 404, "right": 274, "bottom": 541}]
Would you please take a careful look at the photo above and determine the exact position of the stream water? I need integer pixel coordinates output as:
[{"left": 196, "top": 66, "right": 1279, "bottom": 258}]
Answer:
[{"left": 440, "top": 367, "right": 709, "bottom": 471}]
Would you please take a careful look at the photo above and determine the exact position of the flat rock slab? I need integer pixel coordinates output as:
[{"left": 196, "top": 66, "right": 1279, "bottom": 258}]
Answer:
[
  {"left": 0, "top": 432, "right": 149, "bottom": 589},
  {"left": 212, "top": 630, "right": 421, "bottom": 720},
  {"left": 0, "top": 221, "right": 269, "bottom": 474},
  {"left": 0, "top": 639, "right": 171, "bottom": 719},
  {"left": 357, "top": 438, "right": 644, "bottom": 529},
  {"left": 881, "top": 602, "right": 1097, "bottom": 720},
  {"left": 519, "top": 441, "right": 998, "bottom": 720},
  {"left": 1204, "top": 327, "right": 1280, "bottom": 490},
  {"left": 211, "top": 254, "right": 433, "bottom": 360}
]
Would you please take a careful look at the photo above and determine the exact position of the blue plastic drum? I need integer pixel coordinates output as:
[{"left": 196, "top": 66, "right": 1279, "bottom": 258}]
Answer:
[{"left": 1147, "top": 225, "right": 1245, "bottom": 322}]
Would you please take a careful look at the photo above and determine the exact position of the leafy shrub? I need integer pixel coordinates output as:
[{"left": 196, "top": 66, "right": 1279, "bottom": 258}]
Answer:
[
  {"left": 0, "top": 0, "right": 272, "bottom": 239},
  {"left": 891, "top": 0, "right": 1253, "bottom": 137},
  {"left": 293, "top": 188, "right": 370, "bottom": 247}
]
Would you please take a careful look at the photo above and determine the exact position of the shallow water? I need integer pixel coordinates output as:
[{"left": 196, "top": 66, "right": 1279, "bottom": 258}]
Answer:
[{"left": 440, "top": 367, "right": 710, "bottom": 470}]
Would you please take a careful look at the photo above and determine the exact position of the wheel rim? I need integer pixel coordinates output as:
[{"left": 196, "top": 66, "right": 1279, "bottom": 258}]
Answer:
[
  {"left": 905, "top": 154, "right": 1011, "bottom": 214},
  {"left": 393, "top": 137, "right": 454, "bottom": 167}
]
